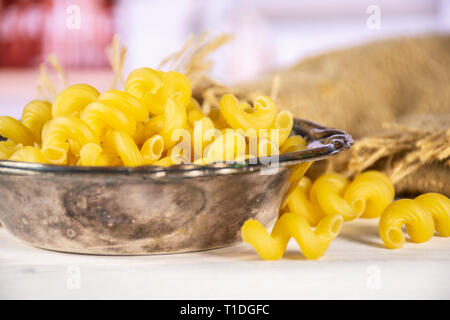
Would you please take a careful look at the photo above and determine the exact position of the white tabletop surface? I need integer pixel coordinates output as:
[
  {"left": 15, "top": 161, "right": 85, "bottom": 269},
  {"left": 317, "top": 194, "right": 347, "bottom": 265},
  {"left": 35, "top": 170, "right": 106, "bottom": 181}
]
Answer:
[{"left": 0, "top": 218, "right": 449, "bottom": 300}]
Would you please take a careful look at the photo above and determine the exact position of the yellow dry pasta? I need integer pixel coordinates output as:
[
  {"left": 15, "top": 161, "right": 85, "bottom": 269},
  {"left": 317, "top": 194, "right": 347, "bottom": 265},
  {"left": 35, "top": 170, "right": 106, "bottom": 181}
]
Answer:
[
  {"left": 287, "top": 177, "right": 323, "bottom": 227},
  {"left": 80, "top": 89, "right": 148, "bottom": 137},
  {"left": 309, "top": 173, "right": 354, "bottom": 221},
  {"left": 208, "top": 108, "right": 229, "bottom": 130},
  {"left": 143, "top": 114, "right": 165, "bottom": 141},
  {"left": 256, "top": 137, "right": 280, "bottom": 157},
  {"left": 0, "top": 116, "right": 36, "bottom": 146},
  {"left": 280, "top": 135, "right": 306, "bottom": 153},
  {"left": 187, "top": 98, "right": 205, "bottom": 128},
  {"left": 52, "top": 84, "right": 99, "bottom": 118},
  {"left": 203, "top": 129, "right": 246, "bottom": 164},
  {"left": 104, "top": 130, "right": 145, "bottom": 167},
  {"left": 41, "top": 117, "right": 97, "bottom": 164},
  {"left": 103, "top": 130, "right": 164, "bottom": 167},
  {"left": 242, "top": 212, "right": 343, "bottom": 260},
  {"left": 379, "top": 193, "right": 450, "bottom": 249},
  {"left": 125, "top": 68, "right": 190, "bottom": 116},
  {"left": 159, "top": 71, "right": 192, "bottom": 107},
  {"left": 344, "top": 171, "right": 395, "bottom": 219},
  {"left": 153, "top": 155, "right": 182, "bottom": 167},
  {"left": 268, "top": 110, "right": 293, "bottom": 146},
  {"left": 21, "top": 100, "right": 52, "bottom": 141},
  {"left": 140, "top": 135, "right": 164, "bottom": 164},
  {"left": 125, "top": 68, "right": 165, "bottom": 115},
  {"left": 281, "top": 162, "right": 313, "bottom": 209},
  {"left": 415, "top": 193, "right": 450, "bottom": 237},
  {"left": 286, "top": 171, "right": 395, "bottom": 226},
  {"left": 192, "top": 117, "right": 216, "bottom": 161},
  {"left": 78, "top": 143, "right": 103, "bottom": 166},
  {"left": 159, "top": 99, "right": 187, "bottom": 149},
  {"left": 0, "top": 141, "right": 23, "bottom": 160},
  {"left": 2, "top": 61, "right": 303, "bottom": 168},
  {"left": 219, "top": 94, "right": 278, "bottom": 135},
  {"left": 9, "top": 146, "right": 46, "bottom": 164},
  {"left": 132, "top": 121, "right": 147, "bottom": 147}
]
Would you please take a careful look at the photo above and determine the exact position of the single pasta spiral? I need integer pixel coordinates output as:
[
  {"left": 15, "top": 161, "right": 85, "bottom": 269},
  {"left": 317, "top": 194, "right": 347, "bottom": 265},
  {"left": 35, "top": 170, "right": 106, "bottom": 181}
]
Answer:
[
  {"left": 219, "top": 94, "right": 278, "bottom": 136},
  {"left": 21, "top": 100, "right": 52, "bottom": 141},
  {"left": 242, "top": 212, "right": 343, "bottom": 260},
  {"left": 52, "top": 84, "right": 100, "bottom": 117},
  {"left": 0, "top": 116, "right": 36, "bottom": 146},
  {"left": 80, "top": 89, "right": 149, "bottom": 137},
  {"left": 344, "top": 171, "right": 396, "bottom": 219},
  {"left": 379, "top": 193, "right": 450, "bottom": 249},
  {"left": 102, "top": 130, "right": 164, "bottom": 167},
  {"left": 42, "top": 116, "right": 98, "bottom": 164},
  {"left": 125, "top": 68, "right": 191, "bottom": 115},
  {"left": 287, "top": 171, "right": 395, "bottom": 226}
]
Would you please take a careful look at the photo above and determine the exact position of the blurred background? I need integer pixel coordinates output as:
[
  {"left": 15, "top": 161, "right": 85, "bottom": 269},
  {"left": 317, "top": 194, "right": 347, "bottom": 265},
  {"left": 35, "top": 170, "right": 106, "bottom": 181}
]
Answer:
[{"left": 0, "top": 0, "right": 449, "bottom": 116}]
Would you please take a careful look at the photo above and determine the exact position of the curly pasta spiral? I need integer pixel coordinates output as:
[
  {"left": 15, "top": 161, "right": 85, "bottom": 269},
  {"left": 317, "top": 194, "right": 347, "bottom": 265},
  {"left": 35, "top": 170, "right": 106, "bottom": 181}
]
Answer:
[
  {"left": 344, "top": 171, "right": 395, "bottom": 219},
  {"left": 125, "top": 68, "right": 191, "bottom": 116},
  {"left": 9, "top": 146, "right": 46, "bottom": 163},
  {"left": 52, "top": 84, "right": 99, "bottom": 117},
  {"left": 102, "top": 131, "right": 164, "bottom": 167},
  {"left": 21, "top": 100, "right": 52, "bottom": 141},
  {"left": 0, "top": 116, "right": 36, "bottom": 146},
  {"left": 219, "top": 94, "right": 278, "bottom": 135},
  {"left": 0, "top": 140, "right": 23, "bottom": 159},
  {"left": 80, "top": 89, "right": 148, "bottom": 137},
  {"left": 242, "top": 213, "right": 343, "bottom": 260},
  {"left": 379, "top": 193, "right": 450, "bottom": 249},
  {"left": 125, "top": 68, "right": 165, "bottom": 115},
  {"left": 41, "top": 117, "right": 97, "bottom": 164},
  {"left": 288, "top": 171, "right": 395, "bottom": 226},
  {"left": 159, "top": 99, "right": 188, "bottom": 149}
]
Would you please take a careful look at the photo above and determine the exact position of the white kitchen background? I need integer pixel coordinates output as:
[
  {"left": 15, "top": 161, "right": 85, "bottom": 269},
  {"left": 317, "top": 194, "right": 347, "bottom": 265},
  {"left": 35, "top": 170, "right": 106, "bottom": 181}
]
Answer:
[
  {"left": 115, "top": 0, "right": 450, "bottom": 84},
  {"left": 0, "top": 0, "right": 448, "bottom": 118}
]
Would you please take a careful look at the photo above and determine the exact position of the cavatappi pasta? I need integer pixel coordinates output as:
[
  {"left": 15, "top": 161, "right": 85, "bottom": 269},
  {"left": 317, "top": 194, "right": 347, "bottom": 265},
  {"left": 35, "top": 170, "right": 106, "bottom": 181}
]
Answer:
[
  {"left": 285, "top": 171, "right": 395, "bottom": 226},
  {"left": 242, "top": 170, "right": 395, "bottom": 260},
  {"left": 379, "top": 193, "right": 450, "bottom": 249},
  {"left": 242, "top": 212, "right": 343, "bottom": 260},
  {"left": 0, "top": 66, "right": 303, "bottom": 167}
]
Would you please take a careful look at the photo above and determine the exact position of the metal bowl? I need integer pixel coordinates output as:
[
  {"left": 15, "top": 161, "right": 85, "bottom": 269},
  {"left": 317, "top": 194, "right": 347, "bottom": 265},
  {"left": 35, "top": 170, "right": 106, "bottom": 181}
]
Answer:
[{"left": 0, "top": 119, "right": 353, "bottom": 255}]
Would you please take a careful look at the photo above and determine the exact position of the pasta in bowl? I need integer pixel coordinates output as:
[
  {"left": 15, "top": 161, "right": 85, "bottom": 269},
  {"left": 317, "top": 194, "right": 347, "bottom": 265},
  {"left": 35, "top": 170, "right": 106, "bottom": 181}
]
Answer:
[
  {"left": 0, "top": 118, "right": 352, "bottom": 255},
  {"left": 0, "top": 62, "right": 352, "bottom": 254}
]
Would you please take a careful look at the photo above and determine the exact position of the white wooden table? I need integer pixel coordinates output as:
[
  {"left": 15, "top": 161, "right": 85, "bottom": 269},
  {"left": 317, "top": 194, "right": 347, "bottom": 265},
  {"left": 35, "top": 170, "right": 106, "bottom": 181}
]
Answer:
[{"left": 1, "top": 218, "right": 449, "bottom": 300}]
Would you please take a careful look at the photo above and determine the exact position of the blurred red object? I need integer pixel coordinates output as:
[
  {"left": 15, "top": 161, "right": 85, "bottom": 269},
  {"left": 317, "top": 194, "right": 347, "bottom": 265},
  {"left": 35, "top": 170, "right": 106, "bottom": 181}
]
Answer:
[
  {"left": 0, "top": 0, "right": 115, "bottom": 69},
  {"left": 0, "top": 0, "right": 45, "bottom": 67}
]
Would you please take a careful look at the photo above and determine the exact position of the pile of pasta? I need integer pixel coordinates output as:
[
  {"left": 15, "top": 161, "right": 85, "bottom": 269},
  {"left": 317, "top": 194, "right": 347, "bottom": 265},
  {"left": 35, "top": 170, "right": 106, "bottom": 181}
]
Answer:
[
  {"left": 242, "top": 171, "right": 450, "bottom": 260},
  {"left": 0, "top": 68, "right": 305, "bottom": 166}
]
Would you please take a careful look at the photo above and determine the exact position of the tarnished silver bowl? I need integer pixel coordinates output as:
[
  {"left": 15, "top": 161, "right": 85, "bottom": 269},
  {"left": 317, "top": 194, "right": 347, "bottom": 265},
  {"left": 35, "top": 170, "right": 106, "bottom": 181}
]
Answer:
[{"left": 0, "top": 119, "right": 352, "bottom": 255}]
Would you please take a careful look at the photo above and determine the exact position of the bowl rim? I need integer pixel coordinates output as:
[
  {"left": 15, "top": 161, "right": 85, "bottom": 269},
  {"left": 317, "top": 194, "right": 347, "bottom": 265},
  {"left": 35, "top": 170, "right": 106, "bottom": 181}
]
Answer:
[{"left": 0, "top": 118, "right": 353, "bottom": 177}]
